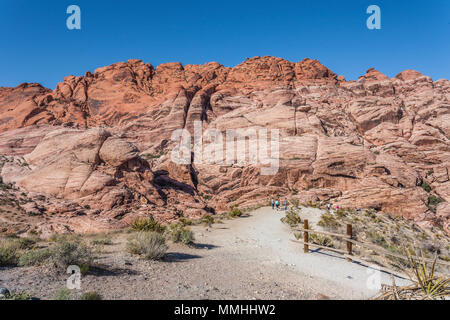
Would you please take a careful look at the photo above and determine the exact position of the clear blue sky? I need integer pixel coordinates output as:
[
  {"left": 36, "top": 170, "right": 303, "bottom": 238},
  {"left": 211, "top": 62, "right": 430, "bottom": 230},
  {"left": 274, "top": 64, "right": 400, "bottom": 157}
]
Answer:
[{"left": 1, "top": 0, "right": 449, "bottom": 89}]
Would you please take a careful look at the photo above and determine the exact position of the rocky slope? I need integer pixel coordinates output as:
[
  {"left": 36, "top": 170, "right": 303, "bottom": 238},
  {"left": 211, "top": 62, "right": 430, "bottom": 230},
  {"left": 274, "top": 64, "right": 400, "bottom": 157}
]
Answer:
[{"left": 0, "top": 56, "right": 449, "bottom": 236}]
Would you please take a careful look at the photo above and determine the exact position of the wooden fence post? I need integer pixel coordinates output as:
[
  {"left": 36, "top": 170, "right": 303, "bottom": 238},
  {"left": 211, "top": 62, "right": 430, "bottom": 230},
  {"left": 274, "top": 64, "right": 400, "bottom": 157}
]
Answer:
[
  {"left": 303, "top": 219, "right": 309, "bottom": 253},
  {"left": 346, "top": 224, "right": 352, "bottom": 261}
]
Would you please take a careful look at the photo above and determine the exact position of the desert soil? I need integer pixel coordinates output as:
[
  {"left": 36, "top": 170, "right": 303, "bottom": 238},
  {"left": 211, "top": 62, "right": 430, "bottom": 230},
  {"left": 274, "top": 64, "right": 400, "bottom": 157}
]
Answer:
[{"left": 0, "top": 206, "right": 410, "bottom": 300}]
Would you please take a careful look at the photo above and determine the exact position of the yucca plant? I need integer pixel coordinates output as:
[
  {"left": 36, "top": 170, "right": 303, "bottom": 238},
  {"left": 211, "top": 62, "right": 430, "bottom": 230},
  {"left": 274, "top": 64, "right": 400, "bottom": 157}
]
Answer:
[
  {"left": 405, "top": 249, "right": 449, "bottom": 299},
  {"left": 375, "top": 249, "right": 449, "bottom": 300}
]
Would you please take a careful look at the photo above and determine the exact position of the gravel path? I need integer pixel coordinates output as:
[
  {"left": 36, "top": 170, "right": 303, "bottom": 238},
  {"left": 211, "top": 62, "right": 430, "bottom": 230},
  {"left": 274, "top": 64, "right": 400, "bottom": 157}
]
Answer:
[{"left": 0, "top": 206, "right": 410, "bottom": 300}]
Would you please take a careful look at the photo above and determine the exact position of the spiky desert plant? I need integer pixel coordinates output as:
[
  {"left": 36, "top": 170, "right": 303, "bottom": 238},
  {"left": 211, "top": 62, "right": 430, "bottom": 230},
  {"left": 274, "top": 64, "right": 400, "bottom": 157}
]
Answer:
[
  {"left": 375, "top": 249, "right": 449, "bottom": 300},
  {"left": 405, "top": 249, "right": 449, "bottom": 299}
]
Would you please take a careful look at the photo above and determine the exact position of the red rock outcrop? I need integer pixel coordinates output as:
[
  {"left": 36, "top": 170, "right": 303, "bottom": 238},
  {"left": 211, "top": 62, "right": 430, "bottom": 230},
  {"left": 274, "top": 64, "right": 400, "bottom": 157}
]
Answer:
[{"left": 0, "top": 56, "right": 448, "bottom": 235}]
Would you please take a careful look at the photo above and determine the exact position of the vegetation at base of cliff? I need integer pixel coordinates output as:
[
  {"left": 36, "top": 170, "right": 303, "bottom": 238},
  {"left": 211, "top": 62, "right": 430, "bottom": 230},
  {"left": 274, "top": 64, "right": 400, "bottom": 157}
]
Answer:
[
  {"left": 164, "top": 223, "right": 194, "bottom": 245},
  {"left": 131, "top": 216, "right": 166, "bottom": 233},
  {"left": 126, "top": 232, "right": 167, "bottom": 260}
]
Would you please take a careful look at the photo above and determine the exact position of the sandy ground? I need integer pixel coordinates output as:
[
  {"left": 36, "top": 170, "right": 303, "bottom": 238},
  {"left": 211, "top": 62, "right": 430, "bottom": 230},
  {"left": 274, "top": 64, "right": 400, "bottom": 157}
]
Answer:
[{"left": 0, "top": 206, "right": 410, "bottom": 300}]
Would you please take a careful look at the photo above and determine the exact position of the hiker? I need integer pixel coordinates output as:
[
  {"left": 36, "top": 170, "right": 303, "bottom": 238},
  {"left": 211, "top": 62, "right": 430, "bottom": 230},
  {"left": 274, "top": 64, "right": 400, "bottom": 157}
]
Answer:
[
  {"left": 327, "top": 203, "right": 331, "bottom": 211},
  {"left": 275, "top": 199, "right": 280, "bottom": 210},
  {"left": 284, "top": 199, "right": 288, "bottom": 210},
  {"left": 271, "top": 198, "right": 275, "bottom": 210}
]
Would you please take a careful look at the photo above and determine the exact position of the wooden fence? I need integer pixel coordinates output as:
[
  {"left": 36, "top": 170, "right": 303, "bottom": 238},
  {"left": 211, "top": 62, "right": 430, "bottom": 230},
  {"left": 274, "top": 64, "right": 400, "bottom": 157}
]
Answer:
[{"left": 290, "top": 219, "right": 450, "bottom": 278}]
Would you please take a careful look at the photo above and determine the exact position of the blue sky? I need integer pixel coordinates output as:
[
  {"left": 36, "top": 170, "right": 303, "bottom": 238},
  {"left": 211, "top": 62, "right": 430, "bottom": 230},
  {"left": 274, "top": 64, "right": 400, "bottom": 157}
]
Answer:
[{"left": 1, "top": 0, "right": 449, "bottom": 88}]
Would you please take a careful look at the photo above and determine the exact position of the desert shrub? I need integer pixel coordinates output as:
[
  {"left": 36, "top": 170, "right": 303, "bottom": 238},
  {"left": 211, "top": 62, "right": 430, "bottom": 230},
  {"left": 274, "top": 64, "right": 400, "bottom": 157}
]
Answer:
[
  {"left": 421, "top": 182, "right": 431, "bottom": 192},
  {"left": 48, "top": 233, "right": 80, "bottom": 243},
  {"left": 165, "top": 224, "right": 194, "bottom": 245},
  {"left": 376, "top": 251, "right": 450, "bottom": 300},
  {"left": 309, "top": 234, "right": 334, "bottom": 248},
  {"left": 229, "top": 206, "right": 242, "bottom": 217},
  {"left": 366, "top": 230, "right": 389, "bottom": 248},
  {"left": 428, "top": 195, "right": 443, "bottom": 207},
  {"left": 335, "top": 208, "right": 347, "bottom": 218},
  {"left": 126, "top": 232, "right": 167, "bottom": 260},
  {"left": 179, "top": 228, "right": 194, "bottom": 245},
  {"left": 131, "top": 216, "right": 166, "bottom": 233},
  {"left": 178, "top": 217, "right": 192, "bottom": 226},
  {"left": 53, "top": 287, "right": 71, "bottom": 300},
  {"left": 0, "top": 238, "right": 26, "bottom": 266},
  {"left": 2, "top": 290, "right": 32, "bottom": 300},
  {"left": 18, "top": 248, "right": 51, "bottom": 266},
  {"left": 3, "top": 236, "right": 37, "bottom": 250},
  {"left": 317, "top": 213, "right": 340, "bottom": 230},
  {"left": 80, "top": 291, "right": 102, "bottom": 300},
  {"left": 91, "top": 237, "right": 113, "bottom": 246},
  {"left": 280, "top": 209, "right": 302, "bottom": 227},
  {"left": 49, "top": 238, "right": 94, "bottom": 272},
  {"left": 202, "top": 215, "right": 215, "bottom": 226}
]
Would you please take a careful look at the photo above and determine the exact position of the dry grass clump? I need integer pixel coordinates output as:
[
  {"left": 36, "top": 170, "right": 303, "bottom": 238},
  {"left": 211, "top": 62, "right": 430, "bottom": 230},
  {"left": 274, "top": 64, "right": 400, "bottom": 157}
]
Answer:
[{"left": 126, "top": 232, "right": 167, "bottom": 260}]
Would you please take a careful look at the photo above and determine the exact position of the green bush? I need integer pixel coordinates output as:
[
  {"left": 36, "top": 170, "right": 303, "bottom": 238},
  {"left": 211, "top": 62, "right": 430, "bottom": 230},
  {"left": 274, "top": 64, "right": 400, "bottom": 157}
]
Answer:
[
  {"left": 178, "top": 217, "right": 192, "bottom": 226},
  {"left": 165, "top": 224, "right": 194, "bottom": 244},
  {"left": 126, "top": 232, "right": 167, "bottom": 260},
  {"left": 80, "top": 291, "right": 102, "bottom": 300},
  {"left": 131, "top": 216, "right": 166, "bottom": 233},
  {"left": 280, "top": 209, "right": 302, "bottom": 227},
  {"left": 53, "top": 287, "right": 71, "bottom": 300},
  {"left": 309, "top": 233, "right": 334, "bottom": 248},
  {"left": 335, "top": 208, "right": 347, "bottom": 218},
  {"left": 421, "top": 181, "right": 431, "bottom": 192},
  {"left": 49, "top": 238, "right": 94, "bottom": 272},
  {"left": 2, "top": 290, "right": 32, "bottom": 300},
  {"left": 0, "top": 240, "right": 20, "bottom": 266},
  {"left": 428, "top": 195, "right": 443, "bottom": 207},
  {"left": 91, "top": 237, "right": 113, "bottom": 246},
  {"left": 18, "top": 248, "right": 51, "bottom": 266},
  {"left": 202, "top": 215, "right": 215, "bottom": 226},
  {"left": 317, "top": 213, "right": 340, "bottom": 230},
  {"left": 229, "top": 206, "right": 242, "bottom": 217}
]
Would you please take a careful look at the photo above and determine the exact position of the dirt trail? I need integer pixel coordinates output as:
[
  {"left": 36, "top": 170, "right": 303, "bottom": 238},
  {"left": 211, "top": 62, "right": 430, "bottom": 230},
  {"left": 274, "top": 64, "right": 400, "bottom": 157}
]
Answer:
[
  {"left": 192, "top": 206, "right": 410, "bottom": 299},
  {"left": 1, "top": 206, "right": 410, "bottom": 300}
]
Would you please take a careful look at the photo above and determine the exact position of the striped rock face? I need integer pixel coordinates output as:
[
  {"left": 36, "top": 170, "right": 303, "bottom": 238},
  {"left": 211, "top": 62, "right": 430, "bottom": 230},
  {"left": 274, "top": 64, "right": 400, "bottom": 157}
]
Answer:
[{"left": 0, "top": 56, "right": 449, "bottom": 235}]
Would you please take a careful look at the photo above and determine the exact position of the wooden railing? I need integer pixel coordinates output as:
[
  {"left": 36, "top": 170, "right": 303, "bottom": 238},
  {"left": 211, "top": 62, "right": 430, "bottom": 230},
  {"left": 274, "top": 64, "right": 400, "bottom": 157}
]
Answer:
[{"left": 290, "top": 219, "right": 450, "bottom": 278}]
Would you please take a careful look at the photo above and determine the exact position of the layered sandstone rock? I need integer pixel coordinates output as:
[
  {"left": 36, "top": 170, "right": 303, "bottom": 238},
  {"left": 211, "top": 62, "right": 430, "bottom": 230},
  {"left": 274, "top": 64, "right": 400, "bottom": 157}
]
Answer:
[{"left": 0, "top": 56, "right": 448, "bottom": 234}]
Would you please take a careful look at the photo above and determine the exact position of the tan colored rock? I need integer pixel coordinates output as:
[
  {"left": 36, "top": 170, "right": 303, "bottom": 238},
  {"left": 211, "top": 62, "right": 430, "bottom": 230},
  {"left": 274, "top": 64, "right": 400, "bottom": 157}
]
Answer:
[
  {"left": 99, "top": 136, "right": 139, "bottom": 167},
  {"left": 0, "top": 56, "right": 449, "bottom": 234}
]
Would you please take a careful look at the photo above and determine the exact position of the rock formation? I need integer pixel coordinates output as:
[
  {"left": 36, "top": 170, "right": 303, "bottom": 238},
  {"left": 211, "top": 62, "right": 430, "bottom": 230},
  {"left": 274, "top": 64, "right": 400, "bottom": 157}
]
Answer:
[{"left": 0, "top": 56, "right": 448, "bottom": 235}]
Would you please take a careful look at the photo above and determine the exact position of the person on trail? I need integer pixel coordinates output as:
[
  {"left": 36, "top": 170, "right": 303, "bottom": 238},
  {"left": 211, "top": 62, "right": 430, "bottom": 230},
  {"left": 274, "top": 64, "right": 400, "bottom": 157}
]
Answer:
[
  {"left": 327, "top": 203, "right": 331, "bottom": 211},
  {"left": 271, "top": 198, "right": 275, "bottom": 210},
  {"left": 284, "top": 199, "right": 288, "bottom": 211},
  {"left": 275, "top": 199, "right": 280, "bottom": 210}
]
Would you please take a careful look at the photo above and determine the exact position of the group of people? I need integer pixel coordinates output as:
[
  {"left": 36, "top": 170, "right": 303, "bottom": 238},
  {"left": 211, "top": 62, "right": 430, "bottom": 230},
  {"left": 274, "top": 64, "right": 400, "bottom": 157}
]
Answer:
[{"left": 271, "top": 198, "right": 288, "bottom": 211}]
